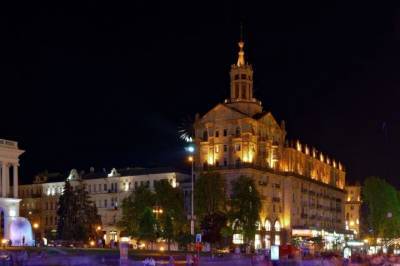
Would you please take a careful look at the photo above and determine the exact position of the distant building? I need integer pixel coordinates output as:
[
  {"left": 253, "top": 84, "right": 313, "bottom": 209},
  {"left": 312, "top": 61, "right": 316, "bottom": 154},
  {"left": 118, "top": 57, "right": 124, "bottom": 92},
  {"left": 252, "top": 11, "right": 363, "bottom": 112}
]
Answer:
[
  {"left": 192, "top": 39, "right": 351, "bottom": 248},
  {"left": 18, "top": 167, "right": 188, "bottom": 243},
  {"left": 344, "top": 184, "right": 362, "bottom": 236}
]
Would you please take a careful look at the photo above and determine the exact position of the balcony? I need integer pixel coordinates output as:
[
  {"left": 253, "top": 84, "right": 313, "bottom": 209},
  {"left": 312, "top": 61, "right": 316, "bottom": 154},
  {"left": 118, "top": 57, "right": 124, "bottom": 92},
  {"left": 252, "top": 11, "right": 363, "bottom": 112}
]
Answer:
[{"left": 0, "top": 139, "right": 18, "bottom": 149}]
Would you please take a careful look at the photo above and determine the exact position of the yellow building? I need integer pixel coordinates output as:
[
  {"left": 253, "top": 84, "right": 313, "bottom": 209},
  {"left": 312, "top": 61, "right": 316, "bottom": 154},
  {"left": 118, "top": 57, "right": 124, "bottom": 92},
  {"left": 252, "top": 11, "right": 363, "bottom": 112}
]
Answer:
[
  {"left": 193, "top": 39, "right": 350, "bottom": 248},
  {"left": 345, "top": 185, "right": 361, "bottom": 236}
]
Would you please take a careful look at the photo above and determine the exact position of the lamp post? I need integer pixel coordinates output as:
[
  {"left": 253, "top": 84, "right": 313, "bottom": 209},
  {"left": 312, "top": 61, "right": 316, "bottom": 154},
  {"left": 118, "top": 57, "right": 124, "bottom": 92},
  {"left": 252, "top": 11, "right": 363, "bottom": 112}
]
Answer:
[
  {"left": 153, "top": 206, "right": 163, "bottom": 219},
  {"left": 33, "top": 222, "right": 39, "bottom": 246},
  {"left": 188, "top": 155, "right": 195, "bottom": 235}
]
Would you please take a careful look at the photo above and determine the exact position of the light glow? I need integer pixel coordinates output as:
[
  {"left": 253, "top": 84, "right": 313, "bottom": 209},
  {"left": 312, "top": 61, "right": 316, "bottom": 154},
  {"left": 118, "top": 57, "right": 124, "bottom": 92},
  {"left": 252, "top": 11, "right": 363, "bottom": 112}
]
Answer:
[{"left": 9, "top": 209, "right": 16, "bottom": 217}]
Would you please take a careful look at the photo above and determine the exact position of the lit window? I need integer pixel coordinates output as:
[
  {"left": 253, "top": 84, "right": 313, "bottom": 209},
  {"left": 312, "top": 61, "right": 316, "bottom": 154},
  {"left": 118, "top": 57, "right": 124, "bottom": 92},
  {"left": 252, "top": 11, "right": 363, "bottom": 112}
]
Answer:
[
  {"left": 235, "top": 144, "right": 241, "bottom": 151},
  {"left": 265, "top": 220, "right": 271, "bottom": 231},
  {"left": 215, "top": 146, "right": 220, "bottom": 153},
  {"left": 274, "top": 221, "right": 281, "bottom": 232},
  {"left": 275, "top": 235, "right": 281, "bottom": 246},
  {"left": 265, "top": 235, "right": 271, "bottom": 249},
  {"left": 233, "top": 234, "right": 243, "bottom": 244}
]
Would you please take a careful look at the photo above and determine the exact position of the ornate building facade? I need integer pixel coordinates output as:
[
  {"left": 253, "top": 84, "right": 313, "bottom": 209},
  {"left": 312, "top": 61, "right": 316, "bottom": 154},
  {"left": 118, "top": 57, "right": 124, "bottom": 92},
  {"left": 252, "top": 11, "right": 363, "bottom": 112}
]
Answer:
[
  {"left": 193, "top": 40, "right": 350, "bottom": 248},
  {"left": 18, "top": 167, "right": 188, "bottom": 244}
]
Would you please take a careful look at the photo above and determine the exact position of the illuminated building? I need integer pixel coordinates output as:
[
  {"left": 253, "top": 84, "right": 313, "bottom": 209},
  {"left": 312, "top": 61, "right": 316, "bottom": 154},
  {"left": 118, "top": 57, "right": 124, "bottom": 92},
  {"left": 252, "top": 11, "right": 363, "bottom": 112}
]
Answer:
[
  {"left": 0, "top": 139, "right": 34, "bottom": 245},
  {"left": 18, "top": 167, "right": 188, "bottom": 243},
  {"left": 344, "top": 184, "right": 361, "bottom": 236},
  {"left": 193, "top": 39, "right": 350, "bottom": 247}
]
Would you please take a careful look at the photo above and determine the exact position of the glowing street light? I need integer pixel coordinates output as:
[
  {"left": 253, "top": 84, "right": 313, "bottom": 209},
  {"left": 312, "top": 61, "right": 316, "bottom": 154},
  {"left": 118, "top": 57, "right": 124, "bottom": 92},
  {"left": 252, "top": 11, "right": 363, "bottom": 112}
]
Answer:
[
  {"left": 186, "top": 145, "right": 195, "bottom": 236},
  {"left": 33, "top": 223, "right": 39, "bottom": 229}
]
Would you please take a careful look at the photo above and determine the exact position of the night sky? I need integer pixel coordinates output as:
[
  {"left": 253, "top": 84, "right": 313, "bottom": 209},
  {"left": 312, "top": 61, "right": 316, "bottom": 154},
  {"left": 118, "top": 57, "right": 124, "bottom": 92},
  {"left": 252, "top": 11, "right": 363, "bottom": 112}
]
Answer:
[{"left": 1, "top": 1, "right": 400, "bottom": 186}]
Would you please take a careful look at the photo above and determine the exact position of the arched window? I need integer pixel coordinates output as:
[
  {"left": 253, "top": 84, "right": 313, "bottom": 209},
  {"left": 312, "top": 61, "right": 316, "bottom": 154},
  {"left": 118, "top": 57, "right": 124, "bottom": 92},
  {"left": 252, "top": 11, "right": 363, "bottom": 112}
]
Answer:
[
  {"left": 265, "top": 219, "right": 271, "bottom": 231},
  {"left": 232, "top": 219, "right": 243, "bottom": 231},
  {"left": 274, "top": 220, "right": 281, "bottom": 232}
]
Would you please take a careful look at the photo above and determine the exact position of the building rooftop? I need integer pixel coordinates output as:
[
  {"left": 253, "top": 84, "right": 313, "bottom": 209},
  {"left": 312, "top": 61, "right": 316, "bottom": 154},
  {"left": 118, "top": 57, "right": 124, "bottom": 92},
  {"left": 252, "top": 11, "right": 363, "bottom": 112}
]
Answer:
[{"left": 22, "top": 167, "right": 188, "bottom": 185}]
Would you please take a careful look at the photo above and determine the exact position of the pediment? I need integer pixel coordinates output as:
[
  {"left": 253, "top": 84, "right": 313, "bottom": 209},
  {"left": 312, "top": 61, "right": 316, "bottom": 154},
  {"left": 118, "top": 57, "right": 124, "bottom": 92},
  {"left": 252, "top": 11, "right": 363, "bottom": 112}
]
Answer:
[
  {"left": 199, "top": 104, "right": 249, "bottom": 123},
  {"left": 256, "top": 112, "right": 280, "bottom": 129}
]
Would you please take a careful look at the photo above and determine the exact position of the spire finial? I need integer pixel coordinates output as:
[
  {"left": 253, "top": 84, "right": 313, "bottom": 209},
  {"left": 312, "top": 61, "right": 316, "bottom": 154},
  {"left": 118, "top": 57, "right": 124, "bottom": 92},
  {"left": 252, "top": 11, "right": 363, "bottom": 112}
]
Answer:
[{"left": 237, "top": 24, "right": 245, "bottom": 67}]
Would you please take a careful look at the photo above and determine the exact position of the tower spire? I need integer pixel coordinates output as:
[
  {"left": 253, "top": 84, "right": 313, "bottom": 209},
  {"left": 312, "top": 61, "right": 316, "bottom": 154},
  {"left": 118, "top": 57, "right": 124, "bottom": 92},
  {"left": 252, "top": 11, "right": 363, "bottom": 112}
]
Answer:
[{"left": 237, "top": 24, "right": 245, "bottom": 67}]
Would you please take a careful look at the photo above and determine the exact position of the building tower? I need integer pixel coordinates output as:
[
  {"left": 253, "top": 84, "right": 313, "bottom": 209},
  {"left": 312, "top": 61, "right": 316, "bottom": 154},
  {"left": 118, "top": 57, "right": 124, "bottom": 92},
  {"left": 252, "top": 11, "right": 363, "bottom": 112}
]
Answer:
[{"left": 226, "top": 40, "right": 262, "bottom": 116}]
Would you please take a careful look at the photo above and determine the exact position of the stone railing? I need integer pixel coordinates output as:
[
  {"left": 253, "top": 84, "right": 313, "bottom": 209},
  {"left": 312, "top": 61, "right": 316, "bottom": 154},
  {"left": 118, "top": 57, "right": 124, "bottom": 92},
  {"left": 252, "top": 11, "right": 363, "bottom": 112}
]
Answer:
[{"left": 0, "top": 139, "right": 18, "bottom": 149}]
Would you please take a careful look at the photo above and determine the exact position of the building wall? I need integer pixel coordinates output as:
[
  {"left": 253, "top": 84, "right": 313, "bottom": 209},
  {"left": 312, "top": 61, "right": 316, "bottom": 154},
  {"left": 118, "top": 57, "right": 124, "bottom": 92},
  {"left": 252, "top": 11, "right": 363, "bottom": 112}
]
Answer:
[
  {"left": 191, "top": 40, "right": 348, "bottom": 246},
  {"left": 344, "top": 185, "right": 361, "bottom": 236},
  {"left": 18, "top": 170, "right": 187, "bottom": 243}
]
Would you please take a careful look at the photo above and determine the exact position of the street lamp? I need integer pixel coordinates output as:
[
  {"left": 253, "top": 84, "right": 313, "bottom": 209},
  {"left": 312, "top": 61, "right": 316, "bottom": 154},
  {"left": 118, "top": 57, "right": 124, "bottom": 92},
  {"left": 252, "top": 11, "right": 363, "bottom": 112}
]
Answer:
[
  {"left": 33, "top": 222, "right": 39, "bottom": 246},
  {"left": 186, "top": 145, "right": 195, "bottom": 236},
  {"left": 153, "top": 206, "right": 163, "bottom": 219}
]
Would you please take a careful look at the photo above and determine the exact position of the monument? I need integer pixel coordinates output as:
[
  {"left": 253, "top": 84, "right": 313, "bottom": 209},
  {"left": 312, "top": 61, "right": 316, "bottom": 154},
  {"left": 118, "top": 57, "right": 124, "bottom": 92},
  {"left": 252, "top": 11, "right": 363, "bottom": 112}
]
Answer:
[{"left": 0, "top": 138, "right": 33, "bottom": 246}]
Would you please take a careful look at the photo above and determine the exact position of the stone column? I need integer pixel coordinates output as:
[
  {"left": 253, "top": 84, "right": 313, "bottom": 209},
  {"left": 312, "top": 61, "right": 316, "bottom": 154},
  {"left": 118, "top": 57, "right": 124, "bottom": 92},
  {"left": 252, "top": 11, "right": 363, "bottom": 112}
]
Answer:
[
  {"left": 1, "top": 163, "right": 7, "bottom": 198},
  {"left": 13, "top": 164, "right": 18, "bottom": 198},
  {"left": 3, "top": 163, "right": 10, "bottom": 198}
]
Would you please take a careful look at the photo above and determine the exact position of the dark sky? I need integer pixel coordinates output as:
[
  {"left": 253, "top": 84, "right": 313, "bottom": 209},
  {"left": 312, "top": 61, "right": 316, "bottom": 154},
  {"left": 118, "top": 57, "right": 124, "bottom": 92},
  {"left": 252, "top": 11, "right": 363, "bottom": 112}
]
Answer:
[{"left": 1, "top": 1, "right": 400, "bottom": 186}]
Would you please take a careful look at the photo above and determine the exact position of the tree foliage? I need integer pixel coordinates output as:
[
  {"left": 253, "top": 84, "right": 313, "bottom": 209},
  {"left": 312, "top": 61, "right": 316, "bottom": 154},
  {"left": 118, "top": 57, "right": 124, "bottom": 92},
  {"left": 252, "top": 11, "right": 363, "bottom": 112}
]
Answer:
[
  {"left": 194, "top": 171, "right": 227, "bottom": 218},
  {"left": 363, "top": 176, "right": 400, "bottom": 239},
  {"left": 118, "top": 180, "right": 187, "bottom": 249},
  {"left": 200, "top": 212, "right": 227, "bottom": 246},
  {"left": 118, "top": 185, "right": 156, "bottom": 237},
  {"left": 57, "top": 180, "right": 101, "bottom": 241},
  {"left": 230, "top": 176, "right": 261, "bottom": 243},
  {"left": 137, "top": 207, "right": 158, "bottom": 245}
]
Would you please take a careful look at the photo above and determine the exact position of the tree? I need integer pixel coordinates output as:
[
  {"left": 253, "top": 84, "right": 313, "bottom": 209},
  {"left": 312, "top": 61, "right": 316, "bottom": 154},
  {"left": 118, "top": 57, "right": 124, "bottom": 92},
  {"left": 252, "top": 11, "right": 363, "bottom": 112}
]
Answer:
[
  {"left": 154, "top": 180, "right": 186, "bottom": 250},
  {"left": 194, "top": 171, "right": 227, "bottom": 218},
  {"left": 57, "top": 180, "right": 75, "bottom": 240},
  {"left": 161, "top": 211, "right": 174, "bottom": 250},
  {"left": 118, "top": 182, "right": 187, "bottom": 250},
  {"left": 194, "top": 172, "right": 228, "bottom": 248},
  {"left": 118, "top": 185, "right": 156, "bottom": 238},
  {"left": 200, "top": 212, "right": 227, "bottom": 249},
  {"left": 363, "top": 176, "right": 400, "bottom": 240},
  {"left": 137, "top": 207, "right": 158, "bottom": 249},
  {"left": 57, "top": 180, "right": 101, "bottom": 241},
  {"left": 74, "top": 180, "right": 101, "bottom": 241},
  {"left": 230, "top": 176, "right": 261, "bottom": 244}
]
